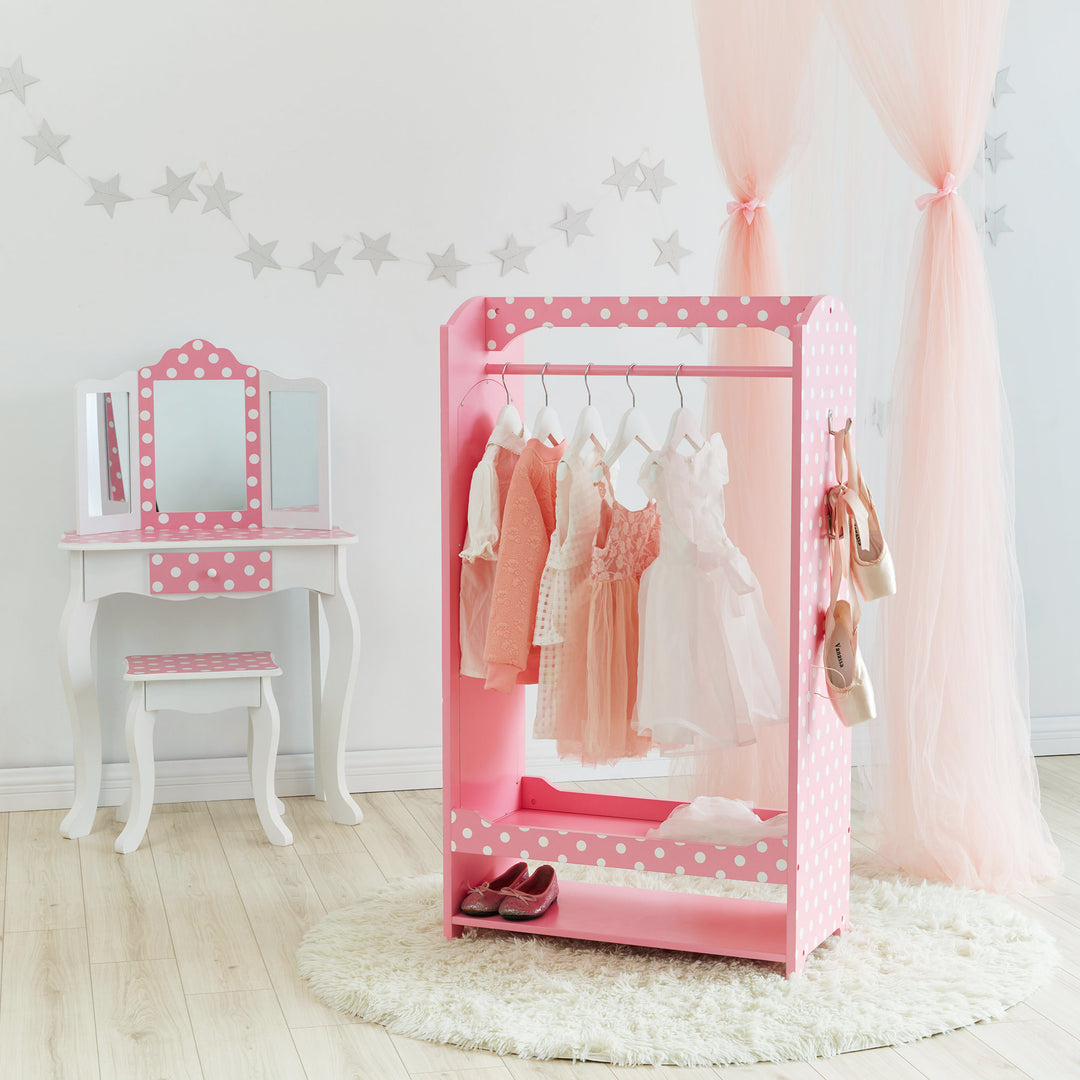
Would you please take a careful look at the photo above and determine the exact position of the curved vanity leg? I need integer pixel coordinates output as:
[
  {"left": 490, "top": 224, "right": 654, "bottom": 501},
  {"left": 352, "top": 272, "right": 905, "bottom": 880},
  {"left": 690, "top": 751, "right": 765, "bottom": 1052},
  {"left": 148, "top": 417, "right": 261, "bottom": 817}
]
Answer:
[
  {"left": 249, "top": 677, "right": 292, "bottom": 846},
  {"left": 59, "top": 553, "right": 102, "bottom": 839},
  {"left": 309, "top": 590, "right": 325, "bottom": 801},
  {"left": 115, "top": 794, "right": 131, "bottom": 824},
  {"left": 116, "top": 686, "right": 155, "bottom": 854},
  {"left": 318, "top": 547, "right": 363, "bottom": 825}
]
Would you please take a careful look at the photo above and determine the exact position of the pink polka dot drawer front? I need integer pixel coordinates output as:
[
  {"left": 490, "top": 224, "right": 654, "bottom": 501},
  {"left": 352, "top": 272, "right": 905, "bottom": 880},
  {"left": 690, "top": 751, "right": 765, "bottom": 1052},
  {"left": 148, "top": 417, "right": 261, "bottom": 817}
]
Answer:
[
  {"left": 125, "top": 651, "right": 279, "bottom": 678},
  {"left": 449, "top": 809, "right": 790, "bottom": 885},
  {"left": 148, "top": 550, "right": 272, "bottom": 594}
]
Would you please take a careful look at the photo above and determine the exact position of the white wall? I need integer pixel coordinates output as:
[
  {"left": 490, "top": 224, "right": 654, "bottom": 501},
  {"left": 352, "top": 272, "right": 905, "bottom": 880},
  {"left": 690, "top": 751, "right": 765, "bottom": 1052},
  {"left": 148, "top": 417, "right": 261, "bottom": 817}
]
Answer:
[{"left": 0, "top": 1, "right": 1074, "bottom": 792}]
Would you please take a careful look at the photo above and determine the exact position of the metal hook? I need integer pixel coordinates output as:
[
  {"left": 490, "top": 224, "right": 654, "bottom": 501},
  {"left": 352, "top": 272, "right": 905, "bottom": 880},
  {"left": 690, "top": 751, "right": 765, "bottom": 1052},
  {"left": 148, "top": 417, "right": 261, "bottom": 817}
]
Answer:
[
  {"left": 499, "top": 360, "right": 511, "bottom": 405},
  {"left": 540, "top": 362, "right": 551, "bottom": 407},
  {"left": 584, "top": 362, "right": 593, "bottom": 407},
  {"left": 625, "top": 364, "right": 637, "bottom": 409},
  {"left": 675, "top": 364, "right": 686, "bottom": 408}
]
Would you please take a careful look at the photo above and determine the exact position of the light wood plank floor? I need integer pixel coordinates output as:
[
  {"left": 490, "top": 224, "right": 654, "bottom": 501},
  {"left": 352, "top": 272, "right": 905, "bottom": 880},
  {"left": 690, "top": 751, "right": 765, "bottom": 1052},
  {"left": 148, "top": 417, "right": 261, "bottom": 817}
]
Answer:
[{"left": 0, "top": 758, "right": 1076, "bottom": 1079}]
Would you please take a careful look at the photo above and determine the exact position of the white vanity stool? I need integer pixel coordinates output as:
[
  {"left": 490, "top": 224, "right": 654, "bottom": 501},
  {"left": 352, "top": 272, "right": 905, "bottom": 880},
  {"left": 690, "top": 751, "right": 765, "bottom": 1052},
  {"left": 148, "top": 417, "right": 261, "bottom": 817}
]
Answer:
[{"left": 115, "top": 651, "right": 292, "bottom": 853}]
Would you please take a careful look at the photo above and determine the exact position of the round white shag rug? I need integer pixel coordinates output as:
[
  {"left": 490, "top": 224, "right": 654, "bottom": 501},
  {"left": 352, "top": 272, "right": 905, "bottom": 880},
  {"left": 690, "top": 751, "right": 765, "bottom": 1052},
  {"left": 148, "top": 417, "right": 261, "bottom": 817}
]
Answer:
[{"left": 297, "top": 858, "right": 1057, "bottom": 1067}]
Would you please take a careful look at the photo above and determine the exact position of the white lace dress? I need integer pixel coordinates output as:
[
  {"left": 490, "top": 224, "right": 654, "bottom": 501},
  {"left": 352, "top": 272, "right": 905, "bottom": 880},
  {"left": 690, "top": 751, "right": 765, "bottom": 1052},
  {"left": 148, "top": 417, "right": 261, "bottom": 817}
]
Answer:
[
  {"left": 532, "top": 447, "right": 604, "bottom": 738},
  {"left": 635, "top": 435, "right": 785, "bottom": 746}
]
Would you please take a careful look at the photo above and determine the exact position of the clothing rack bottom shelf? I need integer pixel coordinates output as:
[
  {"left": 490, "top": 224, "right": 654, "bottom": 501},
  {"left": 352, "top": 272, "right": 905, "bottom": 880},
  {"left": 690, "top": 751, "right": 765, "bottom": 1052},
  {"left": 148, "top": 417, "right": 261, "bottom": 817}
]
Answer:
[{"left": 451, "top": 881, "right": 789, "bottom": 963}]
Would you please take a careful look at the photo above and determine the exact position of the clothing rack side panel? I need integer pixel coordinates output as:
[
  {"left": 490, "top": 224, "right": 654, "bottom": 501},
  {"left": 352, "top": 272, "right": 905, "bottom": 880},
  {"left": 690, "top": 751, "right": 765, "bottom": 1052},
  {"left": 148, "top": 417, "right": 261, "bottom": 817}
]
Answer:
[
  {"left": 785, "top": 296, "right": 856, "bottom": 975},
  {"left": 441, "top": 298, "right": 528, "bottom": 939}
]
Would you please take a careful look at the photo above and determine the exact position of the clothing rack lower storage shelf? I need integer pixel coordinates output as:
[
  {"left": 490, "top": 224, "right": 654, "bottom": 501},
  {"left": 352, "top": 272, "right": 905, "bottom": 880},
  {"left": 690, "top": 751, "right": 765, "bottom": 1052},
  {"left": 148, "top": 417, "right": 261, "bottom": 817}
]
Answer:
[{"left": 441, "top": 295, "right": 856, "bottom": 977}]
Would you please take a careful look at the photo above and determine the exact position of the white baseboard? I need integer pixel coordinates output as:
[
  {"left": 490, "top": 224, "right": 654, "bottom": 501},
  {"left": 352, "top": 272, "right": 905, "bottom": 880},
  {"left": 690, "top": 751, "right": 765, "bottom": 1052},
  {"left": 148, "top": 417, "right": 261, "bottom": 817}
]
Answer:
[
  {"left": 1030, "top": 714, "right": 1080, "bottom": 757},
  {"left": 0, "top": 718, "right": 1074, "bottom": 813}
]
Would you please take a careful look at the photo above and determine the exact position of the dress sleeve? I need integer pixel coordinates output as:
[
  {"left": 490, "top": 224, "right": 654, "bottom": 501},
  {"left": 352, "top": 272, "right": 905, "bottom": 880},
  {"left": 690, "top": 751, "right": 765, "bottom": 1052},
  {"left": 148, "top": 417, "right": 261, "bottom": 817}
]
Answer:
[
  {"left": 460, "top": 450, "right": 500, "bottom": 562},
  {"left": 484, "top": 455, "right": 549, "bottom": 693}
]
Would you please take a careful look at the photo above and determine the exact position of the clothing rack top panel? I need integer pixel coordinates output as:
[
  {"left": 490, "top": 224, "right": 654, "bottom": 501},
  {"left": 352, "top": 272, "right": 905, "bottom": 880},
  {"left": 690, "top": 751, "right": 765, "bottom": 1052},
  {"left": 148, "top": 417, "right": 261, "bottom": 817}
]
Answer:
[{"left": 481, "top": 295, "right": 819, "bottom": 350}]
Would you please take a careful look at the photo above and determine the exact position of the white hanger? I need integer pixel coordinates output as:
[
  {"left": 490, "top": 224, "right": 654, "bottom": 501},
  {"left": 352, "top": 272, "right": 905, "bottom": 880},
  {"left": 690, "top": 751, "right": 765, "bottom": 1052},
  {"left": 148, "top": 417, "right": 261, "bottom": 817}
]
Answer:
[
  {"left": 663, "top": 363, "right": 704, "bottom": 453},
  {"left": 593, "top": 364, "right": 655, "bottom": 483},
  {"left": 558, "top": 363, "right": 606, "bottom": 480},
  {"left": 492, "top": 361, "right": 524, "bottom": 437},
  {"left": 531, "top": 362, "right": 563, "bottom": 446}
]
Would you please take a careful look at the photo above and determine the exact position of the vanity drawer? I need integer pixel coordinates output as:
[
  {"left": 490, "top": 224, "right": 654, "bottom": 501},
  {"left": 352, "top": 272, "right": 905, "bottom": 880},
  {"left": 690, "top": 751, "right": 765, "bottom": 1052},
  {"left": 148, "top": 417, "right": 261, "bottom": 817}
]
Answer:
[{"left": 149, "top": 550, "right": 272, "bottom": 595}]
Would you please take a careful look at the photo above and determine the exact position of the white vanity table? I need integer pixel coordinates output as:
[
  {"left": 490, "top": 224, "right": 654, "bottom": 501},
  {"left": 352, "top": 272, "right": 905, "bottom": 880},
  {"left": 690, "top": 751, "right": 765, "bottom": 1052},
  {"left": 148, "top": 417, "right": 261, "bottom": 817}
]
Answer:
[{"left": 59, "top": 337, "right": 362, "bottom": 838}]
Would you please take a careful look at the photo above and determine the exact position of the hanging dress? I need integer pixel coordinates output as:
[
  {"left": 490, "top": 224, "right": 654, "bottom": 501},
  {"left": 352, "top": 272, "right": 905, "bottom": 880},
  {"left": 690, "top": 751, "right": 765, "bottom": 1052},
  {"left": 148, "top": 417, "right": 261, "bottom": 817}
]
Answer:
[
  {"left": 635, "top": 435, "right": 785, "bottom": 747},
  {"left": 554, "top": 465, "right": 660, "bottom": 765},
  {"left": 483, "top": 437, "right": 565, "bottom": 693},
  {"left": 459, "top": 425, "right": 526, "bottom": 677},
  {"left": 532, "top": 446, "right": 605, "bottom": 738}
]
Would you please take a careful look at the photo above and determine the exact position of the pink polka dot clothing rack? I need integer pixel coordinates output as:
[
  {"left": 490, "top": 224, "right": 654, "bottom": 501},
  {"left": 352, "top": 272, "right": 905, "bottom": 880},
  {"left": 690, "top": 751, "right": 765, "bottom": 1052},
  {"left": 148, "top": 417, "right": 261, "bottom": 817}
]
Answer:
[{"left": 441, "top": 295, "right": 855, "bottom": 977}]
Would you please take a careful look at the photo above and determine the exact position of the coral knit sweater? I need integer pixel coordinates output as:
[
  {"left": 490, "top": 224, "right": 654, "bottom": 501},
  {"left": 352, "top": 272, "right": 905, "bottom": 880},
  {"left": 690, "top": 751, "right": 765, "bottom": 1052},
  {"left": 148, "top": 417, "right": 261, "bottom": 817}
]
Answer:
[{"left": 484, "top": 437, "right": 565, "bottom": 693}]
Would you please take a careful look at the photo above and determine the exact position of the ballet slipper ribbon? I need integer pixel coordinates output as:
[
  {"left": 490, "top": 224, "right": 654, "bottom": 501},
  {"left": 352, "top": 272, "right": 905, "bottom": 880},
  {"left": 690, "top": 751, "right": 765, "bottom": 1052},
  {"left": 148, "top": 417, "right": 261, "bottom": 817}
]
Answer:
[
  {"left": 725, "top": 195, "right": 765, "bottom": 226},
  {"left": 915, "top": 172, "right": 958, "bottom": 211}
]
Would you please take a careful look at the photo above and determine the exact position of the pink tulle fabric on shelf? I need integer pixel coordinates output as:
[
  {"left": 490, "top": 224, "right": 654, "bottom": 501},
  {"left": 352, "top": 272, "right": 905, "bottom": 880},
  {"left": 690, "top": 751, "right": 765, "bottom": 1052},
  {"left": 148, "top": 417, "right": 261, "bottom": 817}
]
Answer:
[
  {"left": 692, "top": 0, "right": 823, "bottom": 807},
  {"left": 830, "top": 0, "right": 1060, "bottom": 889}
]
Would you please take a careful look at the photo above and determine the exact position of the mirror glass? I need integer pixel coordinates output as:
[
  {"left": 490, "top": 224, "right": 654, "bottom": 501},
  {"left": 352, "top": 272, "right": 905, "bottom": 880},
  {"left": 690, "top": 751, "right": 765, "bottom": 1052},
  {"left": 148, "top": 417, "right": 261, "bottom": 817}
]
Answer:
[
  {"left": 86, "top": 392, "right": 130, "bottom": 515},
  {"left": 153, "top": 380, "right": 247, "bottom": 512},
  {"left": 270, "top": 391, "right": 319, "bottom": 511}
]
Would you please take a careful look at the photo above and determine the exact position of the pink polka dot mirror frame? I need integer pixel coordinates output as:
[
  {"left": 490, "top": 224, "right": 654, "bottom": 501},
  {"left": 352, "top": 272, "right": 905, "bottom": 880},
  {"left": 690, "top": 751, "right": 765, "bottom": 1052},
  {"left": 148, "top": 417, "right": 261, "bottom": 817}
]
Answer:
[{"left": 137, "top": 339, "right": 263, "bottom": 531}]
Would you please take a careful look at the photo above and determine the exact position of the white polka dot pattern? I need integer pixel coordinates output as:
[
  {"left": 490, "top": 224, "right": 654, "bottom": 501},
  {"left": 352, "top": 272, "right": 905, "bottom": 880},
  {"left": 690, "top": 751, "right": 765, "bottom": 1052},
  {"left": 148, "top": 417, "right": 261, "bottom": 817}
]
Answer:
[
  {"left": 482, "top": 295, "right": 813, "bottom": 349},
  {"left": 138, "top": 339, "right": 263, "bottom": 530},
  {"left": 148, "top": 550, "right": 272, "bottom": 594},
  {"left": 449, "top": 809, "right": 788, "bottom": 883},
  {"left": 124, "top": 650, "right": 280, "bottom": 679},
  {"left": 789, "top": 296, "right": 855, "bottom": 972}
]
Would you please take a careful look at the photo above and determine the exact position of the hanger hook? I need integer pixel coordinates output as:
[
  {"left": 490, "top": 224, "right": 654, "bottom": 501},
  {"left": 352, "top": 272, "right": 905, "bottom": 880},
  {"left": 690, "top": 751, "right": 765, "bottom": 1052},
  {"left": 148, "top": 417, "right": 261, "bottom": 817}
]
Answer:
[
  {"left": 540, "top": 362, "right": 551, "bottom": 407},
  {"left": 584, "top": 362, "right": 593, "bottom": 407},
  {"left": 499, "top": 360, "right": 511, "bottom": 406},
  {"left": 624, "top": 364, "right": 637, "bottom": 409},
  {"left": 675, "top": 363, "right": 685, "bottom": 408}
]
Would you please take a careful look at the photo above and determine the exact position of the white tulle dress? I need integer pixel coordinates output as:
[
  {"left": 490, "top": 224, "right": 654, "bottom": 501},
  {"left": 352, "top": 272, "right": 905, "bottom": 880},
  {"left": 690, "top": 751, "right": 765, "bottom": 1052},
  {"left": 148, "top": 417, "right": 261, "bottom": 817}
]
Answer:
[{"left": 635, "top": 434, "right": 785, "bottom": 747}]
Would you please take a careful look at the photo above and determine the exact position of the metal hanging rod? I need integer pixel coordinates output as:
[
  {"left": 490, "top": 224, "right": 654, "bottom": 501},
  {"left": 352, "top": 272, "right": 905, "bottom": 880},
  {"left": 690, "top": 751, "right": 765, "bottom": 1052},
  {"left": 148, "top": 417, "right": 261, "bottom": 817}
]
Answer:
[{"left": 483, "top": 363, "right": 795, "bottom": 379}]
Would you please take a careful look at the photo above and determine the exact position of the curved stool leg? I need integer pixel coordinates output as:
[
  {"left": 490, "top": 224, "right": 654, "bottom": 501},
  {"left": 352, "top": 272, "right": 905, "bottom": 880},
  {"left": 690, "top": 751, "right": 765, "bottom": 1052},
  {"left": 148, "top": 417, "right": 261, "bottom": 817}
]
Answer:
[
  {"left": 116, "top": 684, "right": 155, "bottom": 854},
  {"left": 248, "top": 677, "right": 292, "bottom": 846},
  {"left": 246, "top": 718, "right": 285, "bottom": 818}
]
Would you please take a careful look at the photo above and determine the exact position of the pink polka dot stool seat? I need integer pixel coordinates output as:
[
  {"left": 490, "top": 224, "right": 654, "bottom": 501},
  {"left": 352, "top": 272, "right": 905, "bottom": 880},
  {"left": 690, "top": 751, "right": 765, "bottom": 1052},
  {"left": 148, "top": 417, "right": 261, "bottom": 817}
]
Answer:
[
  {"left": 116, "top": 651, "right": 291, "bottom": 853},
  {"left": 124, "top": 651, "right": 282, "bottom": 680}
]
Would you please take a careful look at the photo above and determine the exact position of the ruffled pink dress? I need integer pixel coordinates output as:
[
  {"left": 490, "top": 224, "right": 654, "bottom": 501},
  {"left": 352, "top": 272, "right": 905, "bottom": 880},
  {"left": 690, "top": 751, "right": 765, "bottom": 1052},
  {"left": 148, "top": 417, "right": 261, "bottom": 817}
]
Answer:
[{"left": 555, "top": 470, "right": 660, "bottom": 765}]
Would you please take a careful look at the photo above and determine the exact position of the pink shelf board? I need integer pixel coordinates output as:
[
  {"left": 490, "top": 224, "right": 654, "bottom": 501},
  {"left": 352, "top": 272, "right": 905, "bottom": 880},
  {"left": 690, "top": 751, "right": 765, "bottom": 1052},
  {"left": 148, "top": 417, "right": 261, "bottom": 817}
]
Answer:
[{"left": 451, "top": 880, "right": 789, "bottom": 963}]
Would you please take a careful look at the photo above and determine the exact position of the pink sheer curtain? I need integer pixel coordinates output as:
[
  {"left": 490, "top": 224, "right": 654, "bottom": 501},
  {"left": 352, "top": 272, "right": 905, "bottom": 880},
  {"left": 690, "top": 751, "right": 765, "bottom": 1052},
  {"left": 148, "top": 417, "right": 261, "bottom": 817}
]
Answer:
[
  {"left": 829, "top": 0, "right": 1060, "bottom": 889},
  {"left": 692, "top": 0, "right": 823, "bottom": 807}
]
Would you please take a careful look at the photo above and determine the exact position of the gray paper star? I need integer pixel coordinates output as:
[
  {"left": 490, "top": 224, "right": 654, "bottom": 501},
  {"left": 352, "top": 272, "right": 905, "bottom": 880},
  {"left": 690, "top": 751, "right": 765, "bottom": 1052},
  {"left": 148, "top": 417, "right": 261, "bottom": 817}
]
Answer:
[
  {"left": 236, "top": 235, "right": 281, "bottom": 279},
  {"left": 22, "top": 120, "right": 69, "bottom": 165},
  {"left": 353, "top": 232, "right": 399, "bottom": 275},
  {"left": 637, "top": 159, "right": 676, "bottom": 203},
  {"left": 300, "top": 244, "right": 343, "bottom": 287},
  {"left": 0, "top": 57, "right": 39, "bottom": 103},
  {"left": 153, "top": 167, "right": 197, "bottom": 212},
  {"left": 603, "top": 157, "right": 640, "bottom": 200},
  {"left": 984, "top": 131, "right": 1014, "bottom": 173},
  {"left": 427, "top": 243, "right": 469, "bottom": 287},
  {"left": 551, "top": 204, "right": 593, "bottom": 246},
  {"left": 198, "top": 172, "right": 242, "bottom": 218},
  {"left": 677, "top": 326, "right": 704, "bottom": 343},
  {"left": 85, "top": 175, "right": 133, "bottom": 218},
  {"left": 653, "top": 230, "right": 691, "bottom": 274},
  {"left": 992, "top": 67, "right": 1015, "bottom": 108},
  {"left": 984, "top": 205, "right": 1013, "bottom": 246},
  {"left": 490, "top": 234, "right": 533, "bottom": 276}
]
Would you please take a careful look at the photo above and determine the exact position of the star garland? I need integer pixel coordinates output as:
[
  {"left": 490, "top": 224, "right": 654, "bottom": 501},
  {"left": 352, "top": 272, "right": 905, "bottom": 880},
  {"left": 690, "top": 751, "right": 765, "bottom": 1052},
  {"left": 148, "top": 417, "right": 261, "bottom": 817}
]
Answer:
[
  {"left": 1, "top": 55, "right": 702, "bottom": 300},
  {"left": 984, "top": 66, "right": 1014, "bottom": 246}
]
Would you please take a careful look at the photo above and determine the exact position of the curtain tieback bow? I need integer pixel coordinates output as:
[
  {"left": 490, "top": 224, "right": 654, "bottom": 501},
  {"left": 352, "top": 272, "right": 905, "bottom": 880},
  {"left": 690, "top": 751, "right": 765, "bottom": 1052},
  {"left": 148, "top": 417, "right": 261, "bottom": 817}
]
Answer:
[
  {"left": 725, "top": 195, "right": 765, "bottom": 226},
  {"left": 915, "top": 172, "right": 959, "bottom": 211}
]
